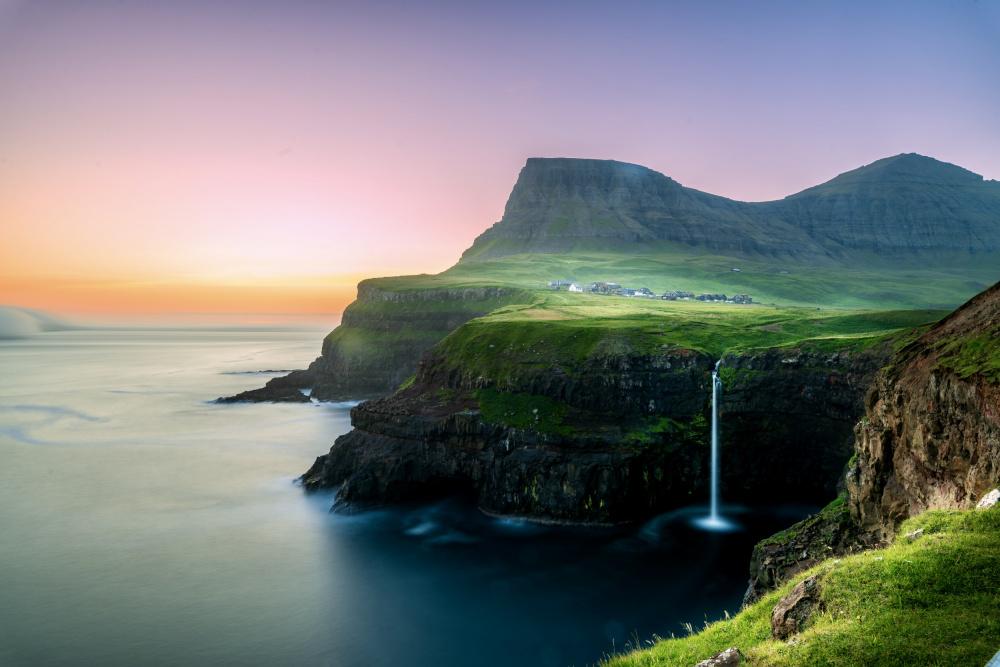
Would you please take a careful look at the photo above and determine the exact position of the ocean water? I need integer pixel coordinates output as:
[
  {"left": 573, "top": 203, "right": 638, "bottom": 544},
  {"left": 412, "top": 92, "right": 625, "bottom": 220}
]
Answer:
[{"left": 0, "top": 330, "right": 812, "bottom": 667}]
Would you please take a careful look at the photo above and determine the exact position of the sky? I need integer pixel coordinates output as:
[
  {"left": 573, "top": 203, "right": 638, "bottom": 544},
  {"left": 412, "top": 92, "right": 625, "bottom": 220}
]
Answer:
[{"left": 1, "top": 0, "right": 998, "bottom": 323}]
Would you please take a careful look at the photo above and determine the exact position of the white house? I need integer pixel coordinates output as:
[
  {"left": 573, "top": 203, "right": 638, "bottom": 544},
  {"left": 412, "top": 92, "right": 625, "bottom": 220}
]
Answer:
[{"left": 568, "top": 283, "right": 583, "bottom": 292}]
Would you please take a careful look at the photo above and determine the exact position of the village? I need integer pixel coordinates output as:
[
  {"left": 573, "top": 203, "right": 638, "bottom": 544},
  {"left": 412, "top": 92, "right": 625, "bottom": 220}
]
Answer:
[{"left": 546, "top": 280, "right": 754, "bottom": 304}]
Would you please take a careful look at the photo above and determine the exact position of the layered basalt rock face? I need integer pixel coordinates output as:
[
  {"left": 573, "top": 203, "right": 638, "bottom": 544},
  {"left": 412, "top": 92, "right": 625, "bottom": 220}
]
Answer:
[
  {"left": 774, "top": 154, "right": 1000, "bottom": 261},
  {"left": 303, "top": 348, "right": 716, "bottom": 524},
  {"left": 460, "top": 158, "right": 828, "bottom": 263},
  {"left": 717, "top": 345, "right": 895, "bottom": 501},
  {"left": 846, "top": 281, "right": 1000, "bottom": 539},
  {"left": 302, "top": 340, "right": 893, "bottom": 524}
]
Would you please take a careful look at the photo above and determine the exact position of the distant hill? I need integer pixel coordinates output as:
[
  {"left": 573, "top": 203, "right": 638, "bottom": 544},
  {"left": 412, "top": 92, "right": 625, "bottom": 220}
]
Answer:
[{"left": 461, "top": 154, "right": 1000, "bottom": 268}]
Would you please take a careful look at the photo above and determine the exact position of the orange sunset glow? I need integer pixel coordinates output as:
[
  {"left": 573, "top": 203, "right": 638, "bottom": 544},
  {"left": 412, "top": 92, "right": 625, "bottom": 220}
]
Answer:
[{"left": 2, "top": 1, "right": 998, "bottom": 325}]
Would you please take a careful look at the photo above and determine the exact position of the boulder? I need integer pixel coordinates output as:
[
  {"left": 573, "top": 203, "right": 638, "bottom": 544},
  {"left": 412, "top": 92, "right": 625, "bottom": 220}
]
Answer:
[
  {"left": 771, "top": 575, "right": 822, "bottom": 640},
  {"left": 694, "top": 647, "right": 741, "bottom": 666},
  {"left": 977, "top": 489, "right": 1000, "bottom": 510}
]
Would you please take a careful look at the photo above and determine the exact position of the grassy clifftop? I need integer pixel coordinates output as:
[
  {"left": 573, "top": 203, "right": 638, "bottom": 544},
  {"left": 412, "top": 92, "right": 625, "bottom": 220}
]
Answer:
[
  {"left": 602, "top": 502, "right": 1000, "bottom": 667},
  {"left": 443, "top": 249, "right": 992, "bottom": 310},
  {"left": 408, "top": 292, "right": 943, "bottom": 445},
  {"left": 311, "top": 278, "right": 533, "bottom": 400},
  {"left": 430, "top": 290, "right": 945, "bottom": 379}
]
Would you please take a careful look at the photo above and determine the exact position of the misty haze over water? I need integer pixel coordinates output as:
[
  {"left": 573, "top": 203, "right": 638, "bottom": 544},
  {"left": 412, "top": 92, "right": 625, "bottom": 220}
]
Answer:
[{"left": 0, "top": 329, "right": 812, "bottom": 666}]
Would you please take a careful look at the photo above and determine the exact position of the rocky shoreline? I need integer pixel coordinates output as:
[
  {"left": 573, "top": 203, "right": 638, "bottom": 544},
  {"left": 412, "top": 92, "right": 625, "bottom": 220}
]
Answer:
[{"left": 215, "top": 368, "right": 317, "bottom": 403}]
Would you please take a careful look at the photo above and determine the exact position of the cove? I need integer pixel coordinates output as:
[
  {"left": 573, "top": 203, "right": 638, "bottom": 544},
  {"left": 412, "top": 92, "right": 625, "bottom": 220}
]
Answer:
[
  {"left": 0, "top": 330, "right": 815, "bottom": 667},
  {"left": 314, "top": 495, "right": 814, "bottom": 667}
]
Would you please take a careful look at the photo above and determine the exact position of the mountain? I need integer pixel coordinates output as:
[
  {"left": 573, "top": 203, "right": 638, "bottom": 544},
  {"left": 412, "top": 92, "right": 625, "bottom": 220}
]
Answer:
[
  {"left": 461, "top": 154, "right": 1000, "bottom": 266},
  {"left": 776, "top": 154, "right": 1000, "bottom": 262},
  {"left": 226, "top": 153, "right": 1000, "bottom": 403}
]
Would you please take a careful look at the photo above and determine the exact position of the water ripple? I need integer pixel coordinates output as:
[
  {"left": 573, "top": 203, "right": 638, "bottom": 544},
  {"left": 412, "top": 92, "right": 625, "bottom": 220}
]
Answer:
[{"left": 0, "top": 404, "right": 105, "bottom": 446}]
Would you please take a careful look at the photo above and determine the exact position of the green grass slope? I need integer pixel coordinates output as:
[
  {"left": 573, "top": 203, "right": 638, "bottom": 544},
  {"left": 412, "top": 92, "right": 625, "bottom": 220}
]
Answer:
[
  {"left": 419, "top": 291, "right": 943, "bottom": 437},
  {"left": 323, "top": 281, "right": 526, "bottom": 355},
  {"left": 433, "top": 289, "right": 945, "bottom": 368},
  {"left": 441, "top": 249, "right": 994, "bottom": 310},
  {"left": 602, "top": 501, "right": 1000, "bottom": 667}
]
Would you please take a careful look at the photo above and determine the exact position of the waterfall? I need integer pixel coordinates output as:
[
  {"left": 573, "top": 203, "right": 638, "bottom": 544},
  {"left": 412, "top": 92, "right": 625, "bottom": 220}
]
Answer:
[
  {"left": 709, "top": 359, "right": 722, "bottom": 522},
  {"left": 695, "top": 359, "right": 734, "bottom": 531}
]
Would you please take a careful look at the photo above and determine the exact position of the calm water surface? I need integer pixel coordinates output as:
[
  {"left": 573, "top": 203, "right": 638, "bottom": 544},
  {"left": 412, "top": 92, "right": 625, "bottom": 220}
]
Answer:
[{"left": 0, "top": 330, "right": 811, "bottom": 667}]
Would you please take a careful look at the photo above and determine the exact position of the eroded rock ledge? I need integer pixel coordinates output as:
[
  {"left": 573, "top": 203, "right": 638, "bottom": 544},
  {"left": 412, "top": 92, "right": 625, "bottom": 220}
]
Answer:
[{"left": 216, "top": 368, "right": 317, "bottom": 403}]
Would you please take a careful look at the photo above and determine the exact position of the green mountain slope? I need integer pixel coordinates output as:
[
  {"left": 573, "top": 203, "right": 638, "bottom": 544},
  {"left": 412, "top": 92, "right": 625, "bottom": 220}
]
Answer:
[{"left": 460, "top": 154, "right": 1000, "bottom": 271}]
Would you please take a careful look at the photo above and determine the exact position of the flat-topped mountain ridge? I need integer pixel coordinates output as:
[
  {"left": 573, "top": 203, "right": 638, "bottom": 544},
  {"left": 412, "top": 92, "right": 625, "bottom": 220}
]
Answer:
[{"left": 461, "top": 153, "right": 1000, "bottom": 266}]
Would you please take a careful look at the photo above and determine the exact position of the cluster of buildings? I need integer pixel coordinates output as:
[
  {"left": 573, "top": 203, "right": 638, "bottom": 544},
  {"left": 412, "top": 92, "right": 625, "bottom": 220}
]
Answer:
[
  {"left": 696, "top": 293, "right": 754, "bottom": 304},
  {"left": 547, "top": 281, "right": 753, "bottom": 304}
]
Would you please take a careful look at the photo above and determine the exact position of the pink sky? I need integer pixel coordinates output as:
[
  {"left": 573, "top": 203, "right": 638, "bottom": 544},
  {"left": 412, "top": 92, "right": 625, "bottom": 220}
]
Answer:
[{"left": 1, "top": 0, "right": 998, "bottom": 322}]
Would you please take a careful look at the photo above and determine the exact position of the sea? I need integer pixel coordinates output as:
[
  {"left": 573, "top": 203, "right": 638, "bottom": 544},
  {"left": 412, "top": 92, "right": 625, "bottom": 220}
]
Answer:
[{"left": 0, "top": 328, "right": 814, "bottom": 667}]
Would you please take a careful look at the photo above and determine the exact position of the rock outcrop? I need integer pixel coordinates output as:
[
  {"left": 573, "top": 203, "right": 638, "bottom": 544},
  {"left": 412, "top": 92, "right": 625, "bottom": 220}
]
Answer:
[
  {"left": 746, "top": 281, "right": 1000, "bottom": 599},
  {"left": 770, "top": 575, "right": 822, "bottom": 640},
  {"left": 694, "top": 648, "right": 742, "bottom": 667},
  {"left": 846, "top": 281, "right": 1000, "bottom": 539},
  {"left": 743, "top": 494, "right": 879, "bottom": 605},
  {"left": 216, "top": 368, "right": 317, "bottom": 403}
]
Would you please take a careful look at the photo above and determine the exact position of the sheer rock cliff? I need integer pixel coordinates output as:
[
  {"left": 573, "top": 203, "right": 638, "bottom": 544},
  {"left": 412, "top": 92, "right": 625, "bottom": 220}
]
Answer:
[
  {"left": 746, "top": 281, "right": 1000, "bottom": 601},
  {"left": 309, "top": 284, "right": 530, "bottom": 401},
  {"left": 846, "top": 281, "right": 1000, "bottom": 540},
  {"left": 302, "top": 341, "right": 895, "bottom": 524}
]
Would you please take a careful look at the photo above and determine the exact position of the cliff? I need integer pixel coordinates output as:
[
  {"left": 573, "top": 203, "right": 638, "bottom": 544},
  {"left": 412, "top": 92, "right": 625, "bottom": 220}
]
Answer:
[
  {"left": 303, "top": 346, "right": 715, "bottom": 524},
  {"left": 302, "top": 332, "right": 897, "bottom": 523},
  {"left": 461, "top": 154, "right": 1000, "bottom": 267},
  {"left": 745, "top": 281, "right": 1000, "bottom": 601},
  {"left": 846, "top": 280, "right": 1000, "bottom": 539},
  {"left": 218, "top": 281, "right": 532, "bottom": 403},
  {"left": 309, "top": 284, "right": 531, "bottom": 400}
]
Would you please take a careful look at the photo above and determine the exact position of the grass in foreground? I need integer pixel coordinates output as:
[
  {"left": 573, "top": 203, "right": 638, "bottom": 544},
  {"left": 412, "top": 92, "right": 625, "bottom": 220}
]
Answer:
[{"left": 601, "top": 503, "right": 1000, "bottom": 667}]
